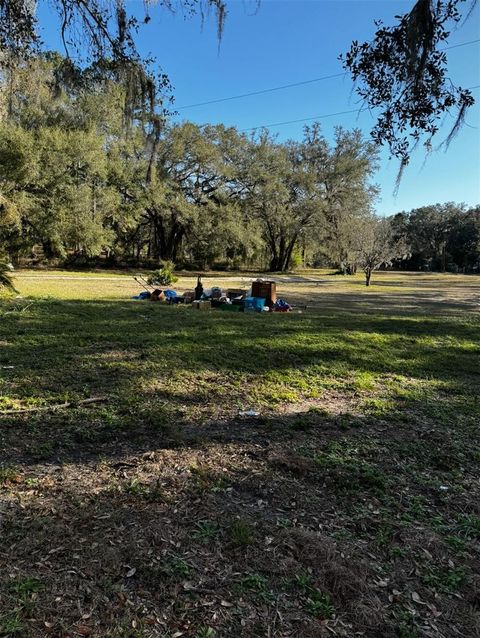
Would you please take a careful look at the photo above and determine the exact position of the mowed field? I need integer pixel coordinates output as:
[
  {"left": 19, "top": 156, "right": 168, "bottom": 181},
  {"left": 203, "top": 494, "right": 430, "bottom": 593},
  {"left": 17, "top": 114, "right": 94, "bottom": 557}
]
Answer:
[{"left": 1, "top": 270, "right": 479, "bottom": 638}]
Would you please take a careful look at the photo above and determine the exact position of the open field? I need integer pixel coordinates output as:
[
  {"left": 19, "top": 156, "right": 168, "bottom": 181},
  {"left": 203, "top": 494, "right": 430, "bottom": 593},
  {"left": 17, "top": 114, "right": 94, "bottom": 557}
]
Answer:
[
  {"left": 1, "top": 270, "right": 480, "bottom": 637},
  {"left": 11, "top": 268, "right": 480, "bottom": 313}
]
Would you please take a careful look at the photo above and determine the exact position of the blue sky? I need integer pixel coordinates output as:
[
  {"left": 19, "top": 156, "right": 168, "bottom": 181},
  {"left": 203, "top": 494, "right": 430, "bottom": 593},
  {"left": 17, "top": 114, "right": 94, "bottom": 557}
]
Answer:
[{"left": 38, "top": 0, "right": 480, "bottom": 215}]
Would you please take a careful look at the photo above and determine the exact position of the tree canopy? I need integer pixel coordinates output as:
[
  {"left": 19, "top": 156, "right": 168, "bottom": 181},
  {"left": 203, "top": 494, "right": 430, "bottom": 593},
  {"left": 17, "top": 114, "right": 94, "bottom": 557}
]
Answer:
[
  {"left": 342, "top": 0, "right": 476, "bottom": 173},
  {"left": 0, "top": 0, "right": 475, "bottom": 167},
  {"left": 0, "top": 54, "right": 380, "bottom": 271}
]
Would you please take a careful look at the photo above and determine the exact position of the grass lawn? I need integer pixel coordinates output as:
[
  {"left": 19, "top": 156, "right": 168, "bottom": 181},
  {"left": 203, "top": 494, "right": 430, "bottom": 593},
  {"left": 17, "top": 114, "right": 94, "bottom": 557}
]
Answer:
[{"left": 1, "top": 270, "right": 479, "bottom": 637}]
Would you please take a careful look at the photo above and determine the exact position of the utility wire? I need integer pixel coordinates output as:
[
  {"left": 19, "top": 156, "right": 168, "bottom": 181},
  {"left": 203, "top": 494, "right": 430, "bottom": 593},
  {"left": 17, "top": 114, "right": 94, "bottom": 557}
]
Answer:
[
  {"left": 443, "top": 38, "right": 480, "bottom": 50},
  {"left": 176, "top": 72, "right": 345, "bottom": 110},
  {"left": 240, "top": 108, "right": 365, "bottom": 132},
  {"left": 176, "top": 38, "right": 480, "bottom": 111},
  {"left": 240, "top": 84, "right": 480, "bottom": 132}
]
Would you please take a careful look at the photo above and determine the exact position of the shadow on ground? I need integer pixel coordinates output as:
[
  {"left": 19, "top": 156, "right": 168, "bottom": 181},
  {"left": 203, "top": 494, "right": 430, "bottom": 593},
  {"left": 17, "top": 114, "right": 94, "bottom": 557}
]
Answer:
[
  {"left": 1, "top": 297, "right": 479, "bottom": 636},
  {"left": 1, "top": 407, "right": 480, "bottom": 637}
]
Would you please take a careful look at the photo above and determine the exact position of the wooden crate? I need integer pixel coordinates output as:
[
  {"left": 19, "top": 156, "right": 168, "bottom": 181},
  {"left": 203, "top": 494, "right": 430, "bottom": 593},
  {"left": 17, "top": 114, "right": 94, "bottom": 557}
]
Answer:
[{"left": 251, "top": 280, "right": 276, "bottom": 306}]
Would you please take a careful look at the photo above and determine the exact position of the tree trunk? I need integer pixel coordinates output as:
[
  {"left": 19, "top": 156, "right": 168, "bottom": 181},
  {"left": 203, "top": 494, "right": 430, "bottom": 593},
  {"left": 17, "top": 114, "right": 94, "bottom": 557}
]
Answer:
[
  {"left": 365, "top": 268, "right": 372, "bottom": 286},
  {"left": 269, "top": 254, "right": 281, "bottom": 271},
  {"left": 283, "top": 236, "right": 298, "bottom": 271},
  {"left": 441, "top": 242, "right": 446, "bottom": 272},
  {"left": 41, "top": 238, "right": 56, "bottom": 259},
  {"left": 268, "top": 234, "right": 297, "bottom": 272}
]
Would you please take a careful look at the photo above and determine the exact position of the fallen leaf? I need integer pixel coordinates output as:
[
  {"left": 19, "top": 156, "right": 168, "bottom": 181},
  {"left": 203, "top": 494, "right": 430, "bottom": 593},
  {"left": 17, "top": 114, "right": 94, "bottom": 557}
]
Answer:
[
  {"left": 411, "top": 592, "right": 426, "bottom": 605},
  {"left": 126, "top": 567, "right": 136, "bottom": 578},
  {"left": 220, "top": 600, "right": 233, "bottom": 607}
]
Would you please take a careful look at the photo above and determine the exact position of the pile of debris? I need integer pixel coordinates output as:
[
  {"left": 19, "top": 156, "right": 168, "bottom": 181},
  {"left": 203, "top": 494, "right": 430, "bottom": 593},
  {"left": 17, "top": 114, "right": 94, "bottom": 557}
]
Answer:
[{"left": 132, "top": 275, "right": 294, "bottom": 313}]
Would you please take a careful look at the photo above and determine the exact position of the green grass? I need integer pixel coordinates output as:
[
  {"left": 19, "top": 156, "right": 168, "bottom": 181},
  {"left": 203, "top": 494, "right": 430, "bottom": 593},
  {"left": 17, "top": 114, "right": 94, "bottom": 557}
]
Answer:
[
  {"left": 228, "top": 519, "right": 254, "bottom": 547},
  {"left": 422, "top": 566, "right": 466, "bottom": 593},
  {"left": 1, "top": 270, "right": 479, "bottom": 637},
  {"left": 0, "top": 297, "right": 478, "bottom": 441},
  {"left": 456, "top": 514, "right": 480, "bottom": 539}
]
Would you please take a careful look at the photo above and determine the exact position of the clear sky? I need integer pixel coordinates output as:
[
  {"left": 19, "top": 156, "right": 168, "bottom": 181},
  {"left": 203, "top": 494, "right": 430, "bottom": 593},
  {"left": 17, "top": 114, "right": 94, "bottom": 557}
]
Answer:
[{"left": 37, "top": 0, "right": 480, "bottom": 216}]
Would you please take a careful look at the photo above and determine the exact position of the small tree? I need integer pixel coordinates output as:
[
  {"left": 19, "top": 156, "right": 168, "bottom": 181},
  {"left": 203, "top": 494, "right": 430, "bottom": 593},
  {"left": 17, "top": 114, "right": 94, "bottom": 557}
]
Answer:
[
  {"left": 147, "top": 261, "right": 178, "bottom": 286},
  {"left": 356, "top": 217, "right": 409, "bottom": 286}
]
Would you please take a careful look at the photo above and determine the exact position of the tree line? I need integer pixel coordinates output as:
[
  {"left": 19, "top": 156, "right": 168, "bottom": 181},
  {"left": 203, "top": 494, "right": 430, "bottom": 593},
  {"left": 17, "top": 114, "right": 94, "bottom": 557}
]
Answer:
[
  {"left": 391, "top": 204, "right": 480, "bottom": 273},
  {"left": 0, "top": 1, "right": 474, "bottom": 172},
  {"left": 0, "top": 55, "right": 478, "bottom": 278}
]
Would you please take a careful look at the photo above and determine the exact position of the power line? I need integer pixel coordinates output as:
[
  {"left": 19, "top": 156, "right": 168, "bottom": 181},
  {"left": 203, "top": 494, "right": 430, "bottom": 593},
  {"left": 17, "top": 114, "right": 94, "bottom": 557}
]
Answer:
[
  {"left": 240, "top": 84, "right": 480, "bottom": 133},
  {"left": 240, "top": 108, "right": 365, "bottom": 132},
  {"left": 443, "top": 38, "right": 480, "bottom": 50},
  {"left": 176, "top": 38, "right": 480, "bottom": 111},
  {"left": 176, "top": 72, "right": 345, "bottom": 110}
]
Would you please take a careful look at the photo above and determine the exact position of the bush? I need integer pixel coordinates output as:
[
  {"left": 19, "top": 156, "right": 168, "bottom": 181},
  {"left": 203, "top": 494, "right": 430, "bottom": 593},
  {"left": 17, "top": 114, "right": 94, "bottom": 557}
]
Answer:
[
  {"left": 147, "top": 261, "right": 178, "bottom": 286},
  {"left": 288, "top": 249, "right": 304, "bottom": 271},
  {"left": 0, "top": 260, "right": 17, "bottom": 293}
]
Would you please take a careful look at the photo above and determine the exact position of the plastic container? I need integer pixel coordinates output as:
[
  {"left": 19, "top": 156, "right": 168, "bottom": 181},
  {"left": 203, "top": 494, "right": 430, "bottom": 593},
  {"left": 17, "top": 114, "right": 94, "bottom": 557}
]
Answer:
[{"left": 244, "top": 296, "right": 265, "bottom": 313}]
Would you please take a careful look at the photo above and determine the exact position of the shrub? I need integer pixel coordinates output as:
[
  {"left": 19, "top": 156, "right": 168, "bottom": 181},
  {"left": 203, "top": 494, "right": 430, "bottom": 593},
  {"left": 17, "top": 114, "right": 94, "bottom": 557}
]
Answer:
[
  {"left": 0, "top": 260, "right": 17, "bottom": 293},
  {"left": 147, "top": 261, "right": 178, "bottom": 286}
]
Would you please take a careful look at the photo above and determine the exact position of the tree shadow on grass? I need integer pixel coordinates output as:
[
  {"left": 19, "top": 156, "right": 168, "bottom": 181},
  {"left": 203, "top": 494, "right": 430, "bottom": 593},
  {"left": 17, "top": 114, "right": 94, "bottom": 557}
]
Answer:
[
  {"left": 1, "top": 297, "right": 479, "bottom": 637},
  {"left": 1, "top": 298, "right": 479, "bottom": 465},
  {"left": 1, "top": 407, "right": 479, "bottom": 637}
]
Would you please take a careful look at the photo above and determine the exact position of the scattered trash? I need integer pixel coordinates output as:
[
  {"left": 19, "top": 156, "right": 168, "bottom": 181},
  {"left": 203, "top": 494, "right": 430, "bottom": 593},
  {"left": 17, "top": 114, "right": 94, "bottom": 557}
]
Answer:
[
  {"left": 439, "top": 485, "right": 449, "bottom": 491},
  {"left": 244, "top": 296, "right": 265, "bottom": 313},
  {"left": 132, "top": 290, "right": 151, "bottom": 300},
  {"left": 195, "top": 275, "right": 204, "bottom": 300},
  {"left": 131, "top": 274, "right": 297, "bottom": 316},
  {"left": 150, "top": 289, "right": 164, "bottom": 301},
  {"left": 252, "top": 279, "right": 277, "bottom": 307},
  {"left": 273, "top": 298, "right": 292, "bottom": 312},
  {"left": 239, "top": 410, "right": 260, "bottom": 417},
  {"left": 192, "top": 299, "right": 211, "bottom": 311},
  {"left": 164, "top": 289, "right": 177, "bottom": 301}
]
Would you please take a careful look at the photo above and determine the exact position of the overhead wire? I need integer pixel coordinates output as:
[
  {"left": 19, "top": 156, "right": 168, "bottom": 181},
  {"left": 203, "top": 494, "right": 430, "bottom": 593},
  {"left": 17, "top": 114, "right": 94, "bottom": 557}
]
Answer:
[
  {"left": 176, "top": 72, "right": 345, "bottom": 110},
  {"left": 239, "top": 85, "right": 480, "bottom": 132},
  {"left": 175, "top": 38, "right": 480, "bottom": 111}
]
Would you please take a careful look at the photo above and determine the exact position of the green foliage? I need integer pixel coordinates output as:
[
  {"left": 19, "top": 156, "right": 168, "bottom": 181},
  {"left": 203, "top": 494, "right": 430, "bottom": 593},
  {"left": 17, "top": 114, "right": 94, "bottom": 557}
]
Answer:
[
  {"left": 304, "top": 593, "right": 335, "bottom": 619},
  {"left": 241, "top": 573, "right": 268, "bottom": 591},
  {"left": 229, "top": 519, "right": 254, "bottom": 547},
  {"left": 2, "top": 55, "right": 477, "bottom": 275},
  {"left": 313, "top": 442, "right": 387, "bottom": 493},
  {"left": 193, "top": 521, "right": 220, "bottom": 543},
  {"left": 8, "top": 578, "right": 43, "bottom": 600},
  {"left": 343, "top": 1, "right": 474, "bottom": 169},
  {"left": 0, "top": 55, "right": 379, "bottom": 271},
  {"left": 161, "top": 555, "right": 191, "bottom": 579},
  {"left": 0, "top": 261, "right": 17, "bottom": 293},
  {"left": 422, "top": 567, "right": 465, "bottom": 593},
  {"left": 294, "top": 573, "right": 335, "bottom": 619},
  {"left": 0, "top": 611, "right": 24, "bottom": 635},
  {"left": 455, "top": 514, "right": 480, "bottom": 539},
  {"left": 391, "top": 204, "right": 480, "bottom": 273},
  {"left": 147, "top": 262, "right": 178, "bottom": 286},
  {"left": 0, "top": 465, "right": 20, "bottom": 484}
]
